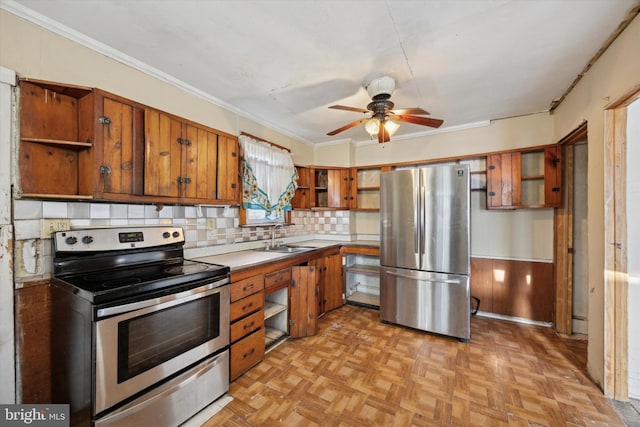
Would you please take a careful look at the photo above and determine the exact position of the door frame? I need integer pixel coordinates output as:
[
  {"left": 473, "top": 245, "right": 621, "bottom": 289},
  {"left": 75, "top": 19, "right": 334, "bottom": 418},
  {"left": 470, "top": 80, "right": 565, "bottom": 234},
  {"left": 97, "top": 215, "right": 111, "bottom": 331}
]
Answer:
[
  {"left": 603, "top": 85, "right": 640, "bottom": 400},
  {"left": 554, "top": 122, "right": 587, "bottom": 335}
]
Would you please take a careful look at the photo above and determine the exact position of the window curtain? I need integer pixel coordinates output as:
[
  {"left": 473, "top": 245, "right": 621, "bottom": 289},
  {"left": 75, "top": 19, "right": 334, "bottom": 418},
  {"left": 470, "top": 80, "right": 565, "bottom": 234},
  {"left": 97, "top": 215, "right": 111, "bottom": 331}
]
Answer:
[{"left": 239, "top": 135, "right": 298, "bottom": 214}]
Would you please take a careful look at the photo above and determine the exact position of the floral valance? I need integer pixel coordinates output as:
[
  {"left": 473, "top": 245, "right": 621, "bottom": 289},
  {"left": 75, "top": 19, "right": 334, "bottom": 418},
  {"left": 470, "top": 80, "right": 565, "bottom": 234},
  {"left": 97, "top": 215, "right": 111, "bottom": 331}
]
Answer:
[{"left": 239, "top": 135, "right": 298, "bottom": 215}]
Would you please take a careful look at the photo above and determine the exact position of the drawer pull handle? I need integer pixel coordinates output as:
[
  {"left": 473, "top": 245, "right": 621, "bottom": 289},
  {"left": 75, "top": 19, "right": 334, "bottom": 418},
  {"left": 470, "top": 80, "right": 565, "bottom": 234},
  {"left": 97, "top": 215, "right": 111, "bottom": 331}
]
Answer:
[
  {"left": 243, "top": 284, "right": 254, "bottom": 292},
  {"left": 243, "top": 348, "right": 255, "bottom": 359},
  {"left": 242, "top": 302, "right": 253, "bottom": 311},
  {"left": 243, "top": 321, "right": 255, "bottom": 330}
]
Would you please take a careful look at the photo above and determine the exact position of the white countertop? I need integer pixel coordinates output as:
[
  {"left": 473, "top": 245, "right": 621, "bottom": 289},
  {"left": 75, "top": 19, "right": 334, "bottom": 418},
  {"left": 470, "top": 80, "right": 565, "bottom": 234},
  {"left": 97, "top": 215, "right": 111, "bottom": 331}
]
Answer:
[{"left": 188, "top": 238, "right": 378, "bottom": 271}]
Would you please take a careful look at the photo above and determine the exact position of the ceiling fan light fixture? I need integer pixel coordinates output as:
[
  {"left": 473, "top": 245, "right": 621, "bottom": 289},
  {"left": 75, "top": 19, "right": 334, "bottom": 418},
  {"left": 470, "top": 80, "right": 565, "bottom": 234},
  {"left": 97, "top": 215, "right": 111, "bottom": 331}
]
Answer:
[
  {"left": 384, "top": 120, "right": 400, "bottom": 136},
  {"left": 365, "top": 118, "right": 380, "bottom": 136},
  {"left": 366, "top": 76, "right": 395, "bottom": 99}
]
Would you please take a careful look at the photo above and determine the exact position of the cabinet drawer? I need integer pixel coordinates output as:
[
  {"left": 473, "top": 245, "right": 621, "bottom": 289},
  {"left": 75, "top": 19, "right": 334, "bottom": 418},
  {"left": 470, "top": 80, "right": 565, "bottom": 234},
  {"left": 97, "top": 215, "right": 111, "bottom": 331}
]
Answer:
[
  {"left": 230, "top": 328, "right": 265, "bottom": 380},
  {"left": 230, "top": 290, "right": 264, "bottom": 322},
  {"left": 230, "top": 275, "right": 264, "bottom": 302},
  {"left": 230, "top": 310, "right": 264, "bottom": 343},
  {"left": 265, "top": 268, "right": 291, "bottom": 291}
]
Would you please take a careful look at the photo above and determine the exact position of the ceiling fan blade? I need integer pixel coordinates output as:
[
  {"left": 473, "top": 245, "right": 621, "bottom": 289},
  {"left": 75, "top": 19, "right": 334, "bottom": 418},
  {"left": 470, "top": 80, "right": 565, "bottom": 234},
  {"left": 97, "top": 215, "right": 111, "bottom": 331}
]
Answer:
[
  {"left": 327, "top": 118, "right": 367, "bottom": 136},
  {"left": 329, "top": 105, "right": 370, "bottom": 114},
  {"left": 391, "top": 107, "right": 430, "bottom": 115},
  {"left": 378, "top": 126, "right": 390, "bottom": 143},
  {"left": 392, "top": 115, "right": 444, "bottom": 128}
]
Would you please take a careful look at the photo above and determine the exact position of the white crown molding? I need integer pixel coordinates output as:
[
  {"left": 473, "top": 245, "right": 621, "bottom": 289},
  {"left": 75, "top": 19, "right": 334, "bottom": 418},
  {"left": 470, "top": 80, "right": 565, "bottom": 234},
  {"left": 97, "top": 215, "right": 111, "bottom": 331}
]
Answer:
[
  {"left": 352, "top": 120, "right": 492, "bottom": 147},
  {"left": 0, "top": 0, "right": 315, "bottom": 147}
]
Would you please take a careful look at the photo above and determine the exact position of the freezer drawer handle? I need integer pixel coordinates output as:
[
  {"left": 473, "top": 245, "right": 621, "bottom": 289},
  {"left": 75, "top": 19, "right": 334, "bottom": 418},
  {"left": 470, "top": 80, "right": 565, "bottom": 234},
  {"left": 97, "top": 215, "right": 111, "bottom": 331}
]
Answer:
[{"left": 384, "top": 270, "right": 462, "bottom": 284}]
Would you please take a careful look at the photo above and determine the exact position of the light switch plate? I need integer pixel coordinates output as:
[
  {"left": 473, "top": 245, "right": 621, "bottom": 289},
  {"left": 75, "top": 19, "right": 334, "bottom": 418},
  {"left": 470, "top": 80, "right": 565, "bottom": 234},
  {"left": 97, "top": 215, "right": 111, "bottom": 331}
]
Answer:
[{"left": 41, "top": 219, "right": 70, "bottom": 239}]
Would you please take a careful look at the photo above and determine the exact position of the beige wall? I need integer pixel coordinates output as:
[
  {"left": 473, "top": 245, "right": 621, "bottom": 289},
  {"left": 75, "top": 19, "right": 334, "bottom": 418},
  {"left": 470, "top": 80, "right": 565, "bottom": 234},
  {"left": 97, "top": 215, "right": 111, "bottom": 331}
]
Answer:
[
  {"left": 552, "top": 14, "right": 640, "bottom": 390},
  {"left": 354, "top": 113, "right": 553, "bottom": 165},
  {"left": 0, "top": 10, "right": 307, "bottom": 154}
]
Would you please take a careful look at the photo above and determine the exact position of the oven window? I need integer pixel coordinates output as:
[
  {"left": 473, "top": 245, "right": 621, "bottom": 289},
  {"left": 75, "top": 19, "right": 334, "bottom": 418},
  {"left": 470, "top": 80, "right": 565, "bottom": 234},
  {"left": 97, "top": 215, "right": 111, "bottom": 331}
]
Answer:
[{"left": 117, "top": 293, "right": 221, "bottom": 383}]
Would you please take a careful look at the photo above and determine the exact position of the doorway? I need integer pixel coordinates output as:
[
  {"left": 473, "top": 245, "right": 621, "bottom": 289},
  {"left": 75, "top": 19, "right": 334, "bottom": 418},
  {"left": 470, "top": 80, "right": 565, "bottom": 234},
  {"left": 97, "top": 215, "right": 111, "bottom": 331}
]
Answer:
[{"left": 554, "top": 123, "right": 588, "bottom": 336}]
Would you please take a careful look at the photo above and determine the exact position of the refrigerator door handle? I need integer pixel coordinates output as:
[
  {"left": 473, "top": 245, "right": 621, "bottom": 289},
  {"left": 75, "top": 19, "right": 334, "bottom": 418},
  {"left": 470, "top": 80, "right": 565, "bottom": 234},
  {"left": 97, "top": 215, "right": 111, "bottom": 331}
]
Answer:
[
  {"left": 418, "top": 178, "right": 425, "bottom": 257},
  {"left": 384, "top": 270, "right": 462, "bottom": 284}
]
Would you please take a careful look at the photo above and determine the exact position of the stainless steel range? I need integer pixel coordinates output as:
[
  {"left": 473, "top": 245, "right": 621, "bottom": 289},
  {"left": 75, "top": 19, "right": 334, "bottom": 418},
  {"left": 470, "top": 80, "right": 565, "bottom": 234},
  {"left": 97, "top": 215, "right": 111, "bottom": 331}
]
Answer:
[{"left": 51, "top": 226, "right": 230, "bottom": 427}]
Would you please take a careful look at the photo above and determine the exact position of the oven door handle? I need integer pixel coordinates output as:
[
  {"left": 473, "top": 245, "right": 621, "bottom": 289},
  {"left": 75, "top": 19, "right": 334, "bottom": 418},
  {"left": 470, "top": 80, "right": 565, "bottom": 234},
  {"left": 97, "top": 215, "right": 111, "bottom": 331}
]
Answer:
[{"left": 96, "top": 277, "right": 229, "bottom": 318}]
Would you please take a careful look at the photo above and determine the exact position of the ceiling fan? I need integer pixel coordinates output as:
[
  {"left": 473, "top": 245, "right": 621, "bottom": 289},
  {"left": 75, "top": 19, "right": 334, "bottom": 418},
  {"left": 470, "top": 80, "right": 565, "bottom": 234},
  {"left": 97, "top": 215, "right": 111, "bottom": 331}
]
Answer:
[{"left": 326, "top": 76, "right": 444, "bottom": 143}]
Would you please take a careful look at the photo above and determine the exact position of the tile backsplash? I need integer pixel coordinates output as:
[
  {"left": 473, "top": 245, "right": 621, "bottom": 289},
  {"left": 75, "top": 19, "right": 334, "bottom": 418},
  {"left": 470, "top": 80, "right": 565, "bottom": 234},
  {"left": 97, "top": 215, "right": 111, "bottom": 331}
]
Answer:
[{"left": 12, "top": 200, "right": 353, "bottom": 285}]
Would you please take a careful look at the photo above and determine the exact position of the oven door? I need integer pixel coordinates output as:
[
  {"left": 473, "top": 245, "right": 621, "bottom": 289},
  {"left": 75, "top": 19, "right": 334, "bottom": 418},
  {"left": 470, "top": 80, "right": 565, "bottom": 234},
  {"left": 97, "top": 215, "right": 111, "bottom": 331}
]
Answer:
[{"left": 94, "top": 279, "right": 229, "bottom": 415}]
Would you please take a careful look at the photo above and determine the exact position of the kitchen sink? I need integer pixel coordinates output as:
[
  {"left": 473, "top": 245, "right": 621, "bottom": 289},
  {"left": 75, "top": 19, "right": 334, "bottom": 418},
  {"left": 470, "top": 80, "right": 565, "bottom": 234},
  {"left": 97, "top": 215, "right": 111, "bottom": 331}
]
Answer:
[{"left": 253, "top": 244, "right": 315, "bottom": 253}]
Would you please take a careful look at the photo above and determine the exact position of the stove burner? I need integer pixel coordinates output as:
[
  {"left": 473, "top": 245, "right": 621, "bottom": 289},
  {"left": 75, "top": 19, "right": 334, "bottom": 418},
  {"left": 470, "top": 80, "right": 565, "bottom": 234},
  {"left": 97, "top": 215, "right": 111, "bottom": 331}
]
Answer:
[
  {"left": 101, "top": 277, "right": 143, "bottom": 288},
  {"left": 165, "top": 264, "right": 210, "bottom": 275}
]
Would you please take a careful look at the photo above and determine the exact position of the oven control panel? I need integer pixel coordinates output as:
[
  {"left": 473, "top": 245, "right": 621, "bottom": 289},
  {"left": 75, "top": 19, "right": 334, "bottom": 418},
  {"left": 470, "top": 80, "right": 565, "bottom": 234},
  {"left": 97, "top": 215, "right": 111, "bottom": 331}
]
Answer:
[{"left": 53, "top": 226, "right": 185, "bottom": 252}]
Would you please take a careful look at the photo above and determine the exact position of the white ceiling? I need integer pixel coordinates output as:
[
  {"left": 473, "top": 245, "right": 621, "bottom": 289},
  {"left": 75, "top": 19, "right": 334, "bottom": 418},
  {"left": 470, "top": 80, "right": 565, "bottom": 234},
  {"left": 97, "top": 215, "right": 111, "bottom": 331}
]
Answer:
[{"left": 6, "top": 0, "right": 640, "bottom": 144}]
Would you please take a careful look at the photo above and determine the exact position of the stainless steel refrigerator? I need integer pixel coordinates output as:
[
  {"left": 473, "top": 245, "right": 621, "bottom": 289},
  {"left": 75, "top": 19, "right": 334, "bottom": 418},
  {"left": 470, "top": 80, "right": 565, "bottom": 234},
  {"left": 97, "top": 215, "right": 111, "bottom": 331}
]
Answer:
[{"left": 380, "top": 164, "right": 470, "bottom": 341}]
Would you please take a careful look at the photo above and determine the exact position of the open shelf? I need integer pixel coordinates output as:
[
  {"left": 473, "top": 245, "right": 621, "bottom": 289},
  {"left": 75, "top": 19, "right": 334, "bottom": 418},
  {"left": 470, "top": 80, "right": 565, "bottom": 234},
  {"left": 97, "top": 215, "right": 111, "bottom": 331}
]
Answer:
[{"left": 264, "top": 300, "right": 287, "bottom": 320}]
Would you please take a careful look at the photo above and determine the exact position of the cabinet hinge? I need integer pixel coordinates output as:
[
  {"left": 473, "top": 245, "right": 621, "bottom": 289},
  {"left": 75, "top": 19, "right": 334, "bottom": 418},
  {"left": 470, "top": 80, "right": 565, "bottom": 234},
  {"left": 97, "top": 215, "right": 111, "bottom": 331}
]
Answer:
[
  {"left": 552, "top": 187, "right": 560, "bottom": 192},
  {"left": 289, "top": 319, "right": 295, "bottom": 325},
  {"left": 231, "top": 151, "right": 237, "bottom": 157},
  {"left": 568, "top": 247, "right": 574, "bottom": 254},
  {"left": 98, "top": 116, "right": 111, "bottom": 125},
  {"left": 99, "top": 165, "right": 112, "bottom": 175},
  {"left": 553, "top": 158, "right": 561, "bottom": 164},
  {"left": 230, "top": 183, "right": 236, "bottom": 189}
]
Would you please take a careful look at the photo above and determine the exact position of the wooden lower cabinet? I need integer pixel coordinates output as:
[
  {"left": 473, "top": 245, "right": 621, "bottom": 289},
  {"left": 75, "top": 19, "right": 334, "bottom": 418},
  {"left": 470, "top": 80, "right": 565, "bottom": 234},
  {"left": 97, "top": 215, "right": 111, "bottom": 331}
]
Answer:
[
  {"left": 229, "top": 274, "right": 265, "bottom": 381},
  {"left": 470, "top": 257, "right": 554, "bottom": 322},
  {"left": 310, "top": 251, "right": 343, "bottom": 316},
  {"left": 230, "top": 329, "right": 265, "bottom": 381}
]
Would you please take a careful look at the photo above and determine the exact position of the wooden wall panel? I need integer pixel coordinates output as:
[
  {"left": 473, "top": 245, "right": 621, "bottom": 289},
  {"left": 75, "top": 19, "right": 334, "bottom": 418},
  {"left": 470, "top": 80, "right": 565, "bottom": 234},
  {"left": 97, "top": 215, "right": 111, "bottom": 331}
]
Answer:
[
  {"left": 15, "top": 283, "right": 52, "bottom": 404},
  {"left": 471, "top": 257, "right": 554, "bottom": 322},
  {"left": 470, "top": 258, "right": 493, "bottom": 313}
]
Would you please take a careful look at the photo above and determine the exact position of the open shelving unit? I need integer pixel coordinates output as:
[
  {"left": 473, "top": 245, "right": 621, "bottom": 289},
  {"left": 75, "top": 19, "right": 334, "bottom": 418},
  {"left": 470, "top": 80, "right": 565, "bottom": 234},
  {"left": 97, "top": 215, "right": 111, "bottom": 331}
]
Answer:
[{"left": 264, "top": 286, "right": 288, "bottom": 351}]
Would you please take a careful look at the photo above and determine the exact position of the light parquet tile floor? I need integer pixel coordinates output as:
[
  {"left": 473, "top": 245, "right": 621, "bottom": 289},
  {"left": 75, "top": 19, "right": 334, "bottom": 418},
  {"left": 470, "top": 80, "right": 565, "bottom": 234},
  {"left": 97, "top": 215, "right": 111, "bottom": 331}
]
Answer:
[{"left": 204, "top": 305, "right": 626, "bottom": 426}]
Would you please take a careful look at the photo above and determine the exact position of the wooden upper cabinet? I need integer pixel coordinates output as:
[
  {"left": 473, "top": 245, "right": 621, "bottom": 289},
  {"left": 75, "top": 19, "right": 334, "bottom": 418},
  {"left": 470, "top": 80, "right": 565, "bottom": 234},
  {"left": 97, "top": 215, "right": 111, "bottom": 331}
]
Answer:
[
  {"left": 182, "top": 124, "right": 218, "bottom": 200},
  {"left": 291, "top": 166, "right": 310, "bottom": 209},
  {"left": 310, "top": 167, "right": 350, "bottom": 210},
  {"left": 144, "top": 110, "right": 182, "bottom": 198},
  {"left": 487, "top": 152, "right": 521, "bottom": 209},
  {"left": 93, "top": 92, "right": 145, "bottom": 198},
  {"left": 487, "top": 145, "right": 562, "bottom": 209},
  {"left": 18, "top": 79, "right": 240, "bottom": 205},
  {"left": 217, "top": 134, "right": 239, "bottom": 203},
  {"left": 18, "top": 80, "right": 95, "bottom": 199},
  {"left": 543, "top": 146, "right": 562, "bottom": 207}
]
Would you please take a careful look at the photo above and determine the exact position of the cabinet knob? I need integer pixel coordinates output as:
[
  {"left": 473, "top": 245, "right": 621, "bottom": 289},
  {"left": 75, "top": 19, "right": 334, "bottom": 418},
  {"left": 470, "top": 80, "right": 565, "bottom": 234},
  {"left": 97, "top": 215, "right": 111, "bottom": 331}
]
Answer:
[{"left": 488, "top": 191, "right": 496, "bottom": 196}]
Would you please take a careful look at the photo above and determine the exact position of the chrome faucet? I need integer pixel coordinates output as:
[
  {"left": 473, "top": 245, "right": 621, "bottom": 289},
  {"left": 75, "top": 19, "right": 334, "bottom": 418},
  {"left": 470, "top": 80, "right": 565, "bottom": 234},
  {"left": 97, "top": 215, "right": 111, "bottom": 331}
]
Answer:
[{"left": 271, "top": 223, "right": 284, "bottom": 248}]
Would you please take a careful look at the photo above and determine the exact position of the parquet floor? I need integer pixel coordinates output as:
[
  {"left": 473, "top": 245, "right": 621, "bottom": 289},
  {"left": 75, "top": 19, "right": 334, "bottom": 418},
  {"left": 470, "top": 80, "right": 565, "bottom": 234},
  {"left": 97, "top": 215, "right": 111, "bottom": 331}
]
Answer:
[{"left": 203, "top": 305, "right": 625, "bottom": 426}]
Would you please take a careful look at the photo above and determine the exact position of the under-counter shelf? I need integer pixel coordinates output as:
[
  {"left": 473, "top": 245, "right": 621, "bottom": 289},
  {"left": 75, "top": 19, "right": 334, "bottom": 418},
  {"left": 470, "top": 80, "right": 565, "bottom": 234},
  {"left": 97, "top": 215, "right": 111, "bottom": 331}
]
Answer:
[
  {"left": 265, "top": 327, "right": 287, "bottom": 349},
  {"left": 264, "top": 300, "right": 287, "bottom": 320},
  {"left": 345, "top": 264, "right": 379, "bottom": 275},
  {"left": 343, "top": 249, "right": 380, "bottom": 308}
]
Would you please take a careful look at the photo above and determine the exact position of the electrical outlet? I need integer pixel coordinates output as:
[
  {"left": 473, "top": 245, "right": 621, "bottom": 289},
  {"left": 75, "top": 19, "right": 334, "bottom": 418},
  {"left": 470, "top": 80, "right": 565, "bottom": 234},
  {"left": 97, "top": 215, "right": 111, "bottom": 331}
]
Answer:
[{"left": 41, "top": 219, "right": 70, "bottom": 239}]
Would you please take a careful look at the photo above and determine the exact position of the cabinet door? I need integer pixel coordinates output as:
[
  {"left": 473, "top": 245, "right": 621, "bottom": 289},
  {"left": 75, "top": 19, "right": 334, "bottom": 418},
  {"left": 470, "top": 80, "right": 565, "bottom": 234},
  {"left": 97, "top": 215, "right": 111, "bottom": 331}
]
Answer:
[
  {"left": 217, "top": 135, "right": 239, "bottom": 202},
  {"left": 97, "top": 96, "right": 144, "bottom": 196},
  {"left": 289, "top": 266, "right": 318, "bottom": 338},
  {"left": 486, "top": 152, "right": 521, "bottom": 208},
  {"left": 292, "top": 166, "right": 310, "bottom": 209},
  {"left": 182, "top": 124, "right": 218, "bottom": 200},
  {"left": 544, "top": 146, "right": 562, "bottom": 207},
  {"left": 309, "top": 257, "right": 326, "bottom": 315},
  {"left": 323, "top": 254, "right": 344, "bottom": 312},
  {"left": 327, "top": 169, "right": 350, "bottom": 208},
  {"left": 144, "top": 110, "right": 182, "bottom": 197}
]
